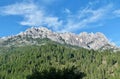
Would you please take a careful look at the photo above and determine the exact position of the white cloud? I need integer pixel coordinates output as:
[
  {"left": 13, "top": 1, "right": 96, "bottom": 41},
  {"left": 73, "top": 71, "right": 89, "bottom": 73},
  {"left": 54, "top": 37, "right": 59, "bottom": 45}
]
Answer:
[
  {"left": 0, "top": 1, "right": 114, "bottom": 33},
  {"left": 0, "top": 2, "right": 63, "bottom": 31},
  {"left": 113, "top": 9, "right": 120, "bottom": 17},
  {"left": 0, "top": 3, "right": 37, "bottom": 15},
  {"left": 64, "top": 8, "right": 71, "bottom": 14},
  {"left": 61, "top": 4, "right": 112, "bottom": 32}
]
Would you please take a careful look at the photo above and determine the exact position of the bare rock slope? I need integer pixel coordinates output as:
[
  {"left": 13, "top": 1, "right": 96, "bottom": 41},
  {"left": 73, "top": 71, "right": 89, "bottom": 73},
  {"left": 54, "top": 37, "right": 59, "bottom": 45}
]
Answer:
[{"left": 0, "top": 27, "right": 117, "bottom": 50}]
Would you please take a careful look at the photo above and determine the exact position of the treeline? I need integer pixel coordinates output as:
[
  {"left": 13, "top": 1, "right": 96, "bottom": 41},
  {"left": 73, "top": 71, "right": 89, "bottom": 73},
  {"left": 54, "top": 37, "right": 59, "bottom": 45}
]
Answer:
[{"left": 0, "top": 42, "right": 120, "bottom": 79}]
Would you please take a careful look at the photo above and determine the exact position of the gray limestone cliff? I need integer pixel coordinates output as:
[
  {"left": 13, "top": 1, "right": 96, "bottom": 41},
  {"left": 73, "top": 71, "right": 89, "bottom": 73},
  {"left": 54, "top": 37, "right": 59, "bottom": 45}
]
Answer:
[{"left": 0, "top": 27, "right": 117, "bottom": 50}]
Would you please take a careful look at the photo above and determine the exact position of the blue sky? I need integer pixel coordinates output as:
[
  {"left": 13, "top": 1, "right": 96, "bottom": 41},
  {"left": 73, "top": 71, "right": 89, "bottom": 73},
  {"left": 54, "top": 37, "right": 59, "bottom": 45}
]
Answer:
[{"left": 0, "top": 0, "right": 120, "bottom": 46}]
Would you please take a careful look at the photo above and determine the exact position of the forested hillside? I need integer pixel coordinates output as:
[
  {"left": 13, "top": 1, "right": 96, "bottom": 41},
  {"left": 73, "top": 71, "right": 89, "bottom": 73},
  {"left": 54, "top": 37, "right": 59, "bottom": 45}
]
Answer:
[{"left": 0, "top": 40, "right": 120, "bottom": 79}]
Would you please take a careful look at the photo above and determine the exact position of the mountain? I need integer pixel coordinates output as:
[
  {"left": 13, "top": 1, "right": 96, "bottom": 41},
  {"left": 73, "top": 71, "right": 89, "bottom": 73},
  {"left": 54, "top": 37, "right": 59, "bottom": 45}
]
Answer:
[
  {"left": 0, "top": 27, "right": 118, "bottom": 50},
  {"left": 0, "top": 27, "right": 120, "bottom": 79}
]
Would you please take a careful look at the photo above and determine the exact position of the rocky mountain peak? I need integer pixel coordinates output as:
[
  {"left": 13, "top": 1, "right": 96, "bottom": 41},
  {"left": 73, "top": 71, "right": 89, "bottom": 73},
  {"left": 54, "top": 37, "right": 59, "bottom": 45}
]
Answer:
[
  {"left": 20, "top": 27, "right": 51, "bottom": 34},
  {"left": 18, "top": 27, "right": 53, "bottom": 38},
  {"left": 78, "top": 32, "right": 110, "bottom": 49},
  {"left": 0, "top": 27, "right": 118, "bottom": 50}
]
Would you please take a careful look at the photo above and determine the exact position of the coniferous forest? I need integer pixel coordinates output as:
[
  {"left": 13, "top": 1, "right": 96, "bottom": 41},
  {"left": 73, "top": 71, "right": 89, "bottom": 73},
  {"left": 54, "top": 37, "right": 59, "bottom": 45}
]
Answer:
[{"left": 0, "top": 40, "right": 120, "bottom": 79}]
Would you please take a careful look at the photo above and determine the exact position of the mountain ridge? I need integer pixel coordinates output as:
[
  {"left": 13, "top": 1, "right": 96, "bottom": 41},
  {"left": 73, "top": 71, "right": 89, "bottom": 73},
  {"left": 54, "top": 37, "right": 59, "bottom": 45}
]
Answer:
[{"left": 0, "top": 27, "right": 118, "bottom": 50}]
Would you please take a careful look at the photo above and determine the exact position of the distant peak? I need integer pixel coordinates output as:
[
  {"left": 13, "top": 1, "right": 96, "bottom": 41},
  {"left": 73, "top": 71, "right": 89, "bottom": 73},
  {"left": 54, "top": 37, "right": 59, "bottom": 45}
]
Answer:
[
  {"left": 26, "top": 26, "right": 51, "bottom": 32},
  {"left": 95, "top": 32, "right": 105, "bottom": 36},
  {"left": 0, "top": 27, "right": 118, "bottom": 50}
]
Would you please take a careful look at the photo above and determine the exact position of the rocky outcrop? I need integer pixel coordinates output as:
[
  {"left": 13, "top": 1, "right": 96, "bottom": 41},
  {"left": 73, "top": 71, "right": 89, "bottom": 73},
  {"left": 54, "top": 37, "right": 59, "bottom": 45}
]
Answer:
[{"left": 0, "top": 27, "right": 117, "bottom": 50}]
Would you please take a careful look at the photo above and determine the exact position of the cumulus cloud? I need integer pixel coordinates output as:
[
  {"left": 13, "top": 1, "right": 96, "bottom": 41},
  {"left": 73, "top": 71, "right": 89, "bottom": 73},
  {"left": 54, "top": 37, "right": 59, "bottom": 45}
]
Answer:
[{"left": 0, "top": 2, "right": 63, "bottom": 31}]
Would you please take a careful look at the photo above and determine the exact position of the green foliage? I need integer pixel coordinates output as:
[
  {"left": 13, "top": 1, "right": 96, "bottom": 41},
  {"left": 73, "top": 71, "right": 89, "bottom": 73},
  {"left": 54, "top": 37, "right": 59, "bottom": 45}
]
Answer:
[
  {"left": 0, "top": 41, "right": 120, "bottom": 79},
  {"left": 27, "top": 66, "right": 86, "bottom": 79}
]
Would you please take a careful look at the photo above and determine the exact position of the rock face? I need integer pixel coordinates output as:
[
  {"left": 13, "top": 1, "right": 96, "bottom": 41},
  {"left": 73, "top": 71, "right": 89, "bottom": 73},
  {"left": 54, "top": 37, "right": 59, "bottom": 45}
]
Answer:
[{"left": 0, "top": 27, "right": 117, "bottom": 50}]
